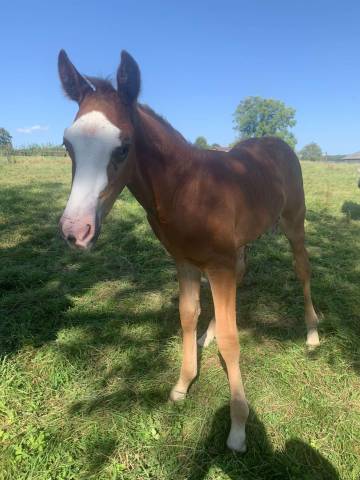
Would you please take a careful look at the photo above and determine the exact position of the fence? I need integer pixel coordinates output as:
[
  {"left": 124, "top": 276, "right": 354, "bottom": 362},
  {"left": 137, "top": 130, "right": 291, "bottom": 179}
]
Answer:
[{"left": 0, "top": 147, "right": 68, "bottom": 161}]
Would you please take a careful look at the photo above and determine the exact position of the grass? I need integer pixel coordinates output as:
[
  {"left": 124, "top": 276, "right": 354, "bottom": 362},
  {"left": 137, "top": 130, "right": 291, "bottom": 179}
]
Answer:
[{"left": 0, "top": 156, "right": 359, "bottom": 479}]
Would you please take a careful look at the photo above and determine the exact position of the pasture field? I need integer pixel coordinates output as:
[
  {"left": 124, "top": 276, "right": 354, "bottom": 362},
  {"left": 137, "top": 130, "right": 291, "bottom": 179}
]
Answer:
[{"left": 0, "top": 156, "right": 359, "bottom": 480}]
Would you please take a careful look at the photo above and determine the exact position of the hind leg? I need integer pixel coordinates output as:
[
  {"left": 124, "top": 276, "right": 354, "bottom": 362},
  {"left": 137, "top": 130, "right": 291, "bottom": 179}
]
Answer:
[
  {"left": 198, "top": 248, "right": 246, "bottom": 348},
  {"left": 236, "top": 246, "right": 247, "bottom": 286},
  {"left": 280, "top": 214, "right": 320, "bottom": 347}
]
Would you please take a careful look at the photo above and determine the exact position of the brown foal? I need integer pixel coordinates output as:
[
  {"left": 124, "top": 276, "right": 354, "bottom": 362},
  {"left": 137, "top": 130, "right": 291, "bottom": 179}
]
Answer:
[{"left": 58, "top": 49, "right": 319, "bottom": 452}]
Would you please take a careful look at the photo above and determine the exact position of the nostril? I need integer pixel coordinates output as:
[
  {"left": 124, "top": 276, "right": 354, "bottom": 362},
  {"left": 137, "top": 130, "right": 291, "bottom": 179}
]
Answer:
[
  {"left": 80, "top": 224, "right": 92, "bottom": 241},
  {"left": 67, "top": 233, "right": 77, "bottom": 245}
]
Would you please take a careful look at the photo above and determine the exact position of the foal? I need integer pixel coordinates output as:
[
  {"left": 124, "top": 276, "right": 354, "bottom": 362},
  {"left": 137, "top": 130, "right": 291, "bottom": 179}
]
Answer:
[{"left": 58, "top": 49, "right": 319, "bottom": 452}]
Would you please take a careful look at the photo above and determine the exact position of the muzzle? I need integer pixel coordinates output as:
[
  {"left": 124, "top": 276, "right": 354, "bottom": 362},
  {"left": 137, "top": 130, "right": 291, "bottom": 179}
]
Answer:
[{"left": 59, "top": 211, "right": 100, "bottom": 250}]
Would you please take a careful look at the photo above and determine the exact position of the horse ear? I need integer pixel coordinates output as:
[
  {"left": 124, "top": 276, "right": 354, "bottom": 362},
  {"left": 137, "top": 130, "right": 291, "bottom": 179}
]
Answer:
[
  {"left": 58, "top": 49, "right": 92, "bottom": 104},
  {"left": 117, "top": 50, "right": 140, "bottom": 105}
]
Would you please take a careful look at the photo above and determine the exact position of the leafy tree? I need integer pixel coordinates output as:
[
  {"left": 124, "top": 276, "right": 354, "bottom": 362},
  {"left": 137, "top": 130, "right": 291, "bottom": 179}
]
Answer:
[
  {"left": 194, "top": 136, "right": 209, "bottom": 149},
  {"left": 0, "top": 128, "right": 12, "bottom": 148},
  {"left": 298, "top": 142, "right": 322, "bottom": 161},
  {"left": 233, "top": 96, "right": 297, "bottom": 149}
]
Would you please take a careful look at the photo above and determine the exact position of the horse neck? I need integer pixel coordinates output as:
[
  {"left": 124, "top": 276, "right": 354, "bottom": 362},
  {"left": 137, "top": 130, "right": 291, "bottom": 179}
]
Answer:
[{"left": 128, "top": 105, "right": 197, "bottom": 214}]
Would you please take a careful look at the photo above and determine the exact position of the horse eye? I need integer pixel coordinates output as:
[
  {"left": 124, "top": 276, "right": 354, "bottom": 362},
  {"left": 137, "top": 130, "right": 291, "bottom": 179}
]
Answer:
[{"left": 112, "top": 144, "right": 130, "bottom": 163}]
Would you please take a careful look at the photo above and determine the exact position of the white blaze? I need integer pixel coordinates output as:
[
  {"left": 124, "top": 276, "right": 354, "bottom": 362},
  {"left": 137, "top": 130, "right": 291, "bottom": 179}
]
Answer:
[{"left": 63, "top": 111, "right": 122, "bottom": 217}]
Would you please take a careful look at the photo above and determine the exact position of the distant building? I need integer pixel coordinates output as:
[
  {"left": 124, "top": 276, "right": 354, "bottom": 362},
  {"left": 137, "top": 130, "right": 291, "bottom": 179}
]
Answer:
[
  {"left": 341, "top": 151, "right": 360, "bottom": 163},
  {"left": 210, "top": 145, "right": 230, "bottom": 152}
]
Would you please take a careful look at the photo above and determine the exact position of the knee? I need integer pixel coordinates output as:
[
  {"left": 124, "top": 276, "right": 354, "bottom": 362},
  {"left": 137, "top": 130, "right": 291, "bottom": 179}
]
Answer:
[{"left": 179, "top": 298, "right": 200, "bottom": 329}]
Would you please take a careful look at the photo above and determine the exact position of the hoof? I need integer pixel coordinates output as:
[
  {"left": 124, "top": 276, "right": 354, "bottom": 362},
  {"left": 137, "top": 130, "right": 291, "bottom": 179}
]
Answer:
[
  {"left": 306, "top": 328, "right": 320, "bottom": 348},
  {"left": 169, "top": 388, "right": 187, "bottom": 402},
  {"left": 226, "top": 425, "right": 247, "bottom": 453}
]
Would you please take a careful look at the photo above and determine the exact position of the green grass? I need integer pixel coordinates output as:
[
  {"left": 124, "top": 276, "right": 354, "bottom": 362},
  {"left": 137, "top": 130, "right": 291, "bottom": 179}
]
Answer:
[{"left": 0, "top": 157, "right": 359, "bottom": 479}]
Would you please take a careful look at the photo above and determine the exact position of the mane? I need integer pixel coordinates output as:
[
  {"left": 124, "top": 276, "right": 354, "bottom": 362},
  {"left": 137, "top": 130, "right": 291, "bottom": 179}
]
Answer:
[{"left": 138, "top": 104, "right": 189, "bottom": 145}]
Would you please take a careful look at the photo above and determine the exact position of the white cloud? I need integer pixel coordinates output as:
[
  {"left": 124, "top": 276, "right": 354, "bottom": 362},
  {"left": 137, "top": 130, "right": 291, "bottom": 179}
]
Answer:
[{"left": 17, "top": 125, "right": 49, "bottom": 134}]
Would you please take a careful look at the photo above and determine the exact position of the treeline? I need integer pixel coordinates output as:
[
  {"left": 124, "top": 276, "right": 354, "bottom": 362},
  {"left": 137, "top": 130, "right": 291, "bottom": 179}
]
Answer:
[{"left": 194, "top": 97, "right": 351, "bottom": 161}]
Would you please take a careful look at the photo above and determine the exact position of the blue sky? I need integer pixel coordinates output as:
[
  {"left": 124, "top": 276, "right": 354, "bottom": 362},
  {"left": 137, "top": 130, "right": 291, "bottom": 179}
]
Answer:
[{"left": 1, "top": 0, "right": 359, "bottom": 154}]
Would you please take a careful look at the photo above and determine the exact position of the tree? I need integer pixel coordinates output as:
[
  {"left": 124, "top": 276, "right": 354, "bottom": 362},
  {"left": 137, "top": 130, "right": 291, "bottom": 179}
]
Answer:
[
  {"left": 194, "top": 136, "right": 209, "bottom": 149},
  {"left": 298, "top": 143, "right": 322, "bottom": 161},
  {"left": 0, "top": 128, "right": 12, "bottom": 149},
  {"left": 233, "top": 96, "right": 297, "bottom": 149}
]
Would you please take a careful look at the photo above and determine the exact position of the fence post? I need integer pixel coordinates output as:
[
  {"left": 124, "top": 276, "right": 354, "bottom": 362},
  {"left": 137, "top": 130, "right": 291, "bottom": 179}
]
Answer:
[{"left": 6, "top": 147, "right": 15, "bottom": 164}]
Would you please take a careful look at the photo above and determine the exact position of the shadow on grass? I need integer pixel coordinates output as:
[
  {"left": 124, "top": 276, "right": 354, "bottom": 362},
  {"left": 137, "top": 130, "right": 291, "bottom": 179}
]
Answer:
[
  {"left": 184, "top": 406, "right": 339, "bottom": 480},
  {"left": 341, "top": 201, "right": 360, "bottom": 220},
  {"left": 0, "top": 182, "right": 180, "bottom": 424},
  {"left": 235, "top": 208, "right": 360, "bottom": 374},
  {"left": 0, "top": 183, "right": 176, "bottom": 355},
  {"left": 86, "top": 437, "right": 118, "bottom": 477}
]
